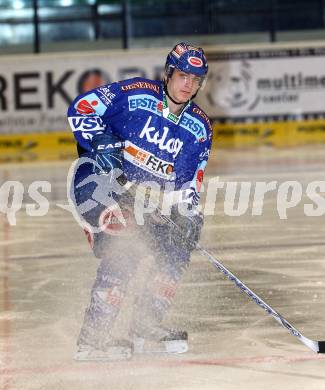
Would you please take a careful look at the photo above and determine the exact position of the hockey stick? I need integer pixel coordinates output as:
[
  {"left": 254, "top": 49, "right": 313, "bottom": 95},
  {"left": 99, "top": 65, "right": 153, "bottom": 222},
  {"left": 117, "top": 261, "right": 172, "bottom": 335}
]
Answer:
[
  {"left": 126, "top": 181, "right": 325, "bottom": 353},
  {"left": 162, "top": 212, "right": 325, "bottom": 353},
  {"left": 196, "top": 243, "right": 325, "bottom": 354}
]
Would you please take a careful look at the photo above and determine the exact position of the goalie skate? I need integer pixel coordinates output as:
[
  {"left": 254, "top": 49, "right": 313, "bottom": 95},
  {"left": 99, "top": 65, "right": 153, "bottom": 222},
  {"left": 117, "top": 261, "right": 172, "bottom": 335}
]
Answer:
[
  {"left": 74, "top": 339, "right": 133, "bottom": 361},
  {"left": 131, "top": 326, "right": 189, "bottom": 354}
]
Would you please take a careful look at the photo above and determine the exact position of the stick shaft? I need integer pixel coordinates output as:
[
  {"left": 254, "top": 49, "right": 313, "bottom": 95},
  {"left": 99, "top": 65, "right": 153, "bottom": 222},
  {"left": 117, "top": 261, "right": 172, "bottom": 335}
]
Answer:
[
  {"left": 129, "top": 181, "right": 323, "bottom": 353},
  {"left": 197, "top": 244, "right": 320, "bottom": 353}
]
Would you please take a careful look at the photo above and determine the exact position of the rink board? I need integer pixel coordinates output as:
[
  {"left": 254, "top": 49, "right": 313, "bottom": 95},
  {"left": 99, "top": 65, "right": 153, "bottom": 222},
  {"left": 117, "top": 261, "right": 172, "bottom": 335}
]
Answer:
[
  {"left": 2, "top": 118, "right": 325, "bottom": 162},
  {"left": 213, "top": 118, "right": 325, "bottom": 148},
  {"left": 0, "top": 131, "right": 77, "bottom": 163}
]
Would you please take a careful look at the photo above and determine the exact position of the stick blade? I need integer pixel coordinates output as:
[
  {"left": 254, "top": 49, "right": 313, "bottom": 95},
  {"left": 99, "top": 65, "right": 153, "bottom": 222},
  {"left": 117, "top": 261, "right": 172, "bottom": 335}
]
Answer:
[{"left": 317, "top": 341, "right": 325, "bottom": 353}]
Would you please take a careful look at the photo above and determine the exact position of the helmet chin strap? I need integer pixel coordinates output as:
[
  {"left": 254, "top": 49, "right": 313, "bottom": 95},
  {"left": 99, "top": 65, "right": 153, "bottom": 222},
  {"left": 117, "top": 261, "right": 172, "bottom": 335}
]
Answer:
[{"left": 163, "top": 83, "right": 189, "bottom": 106}]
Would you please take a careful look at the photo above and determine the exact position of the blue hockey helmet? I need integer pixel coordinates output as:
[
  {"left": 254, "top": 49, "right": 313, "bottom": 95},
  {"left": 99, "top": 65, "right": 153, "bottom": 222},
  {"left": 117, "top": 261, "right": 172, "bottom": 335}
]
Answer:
[{"left": 165, "top": 42, "right": 208, "bottom": 83}]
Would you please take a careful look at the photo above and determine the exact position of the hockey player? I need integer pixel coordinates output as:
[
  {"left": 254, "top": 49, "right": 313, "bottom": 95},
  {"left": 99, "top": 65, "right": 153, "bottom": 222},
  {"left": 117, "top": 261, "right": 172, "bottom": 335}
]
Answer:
[{"left": 67, "top": 42, "right": 212, "bottom": 360}]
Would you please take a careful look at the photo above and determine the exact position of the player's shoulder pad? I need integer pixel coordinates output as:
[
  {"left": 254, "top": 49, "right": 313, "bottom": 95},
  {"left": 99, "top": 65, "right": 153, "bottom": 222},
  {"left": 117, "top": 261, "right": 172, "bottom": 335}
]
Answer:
[
  {"left": 118, "top": 77, "right": 161, "bottom": 97},
  {"left": 186, "top": 102, "right": 213, "bottom": 143}
]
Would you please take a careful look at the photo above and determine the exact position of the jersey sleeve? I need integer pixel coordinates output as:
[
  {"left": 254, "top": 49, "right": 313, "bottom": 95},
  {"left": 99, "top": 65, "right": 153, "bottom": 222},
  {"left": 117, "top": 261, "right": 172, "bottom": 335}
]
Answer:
[
  {"left": 67, "top": 82, "right": 123, "bottom": 153},
  {"left": 187, "top": 137, "right": 212, "bottom": 206},
  {"left": 178, "top": 114, "right": 213, "bottom": 207}
]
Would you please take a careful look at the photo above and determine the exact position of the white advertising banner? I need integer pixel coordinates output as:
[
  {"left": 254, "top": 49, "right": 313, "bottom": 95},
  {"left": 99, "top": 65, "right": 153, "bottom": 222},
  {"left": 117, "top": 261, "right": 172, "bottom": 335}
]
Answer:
[
  {"left": 2, "top": 45, "right": 325, "bottom": 134},
  {"left": 198, "top": 46, "right": 325, "bottom": 121},
  {"left": 0, "top": 49, "right": 166, "bottom": 134}
]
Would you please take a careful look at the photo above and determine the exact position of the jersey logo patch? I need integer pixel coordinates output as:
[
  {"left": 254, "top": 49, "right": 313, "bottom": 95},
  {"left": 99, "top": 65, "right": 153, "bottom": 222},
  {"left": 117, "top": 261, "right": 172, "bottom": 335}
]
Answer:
[
  {"left": 139, "top": 116, "right": 183, "bottom": 158},
  {"left": 180, "top": 113, "right": 207, "bottom": 142},
  {"left": 68, "top": 116, "right": 105, "bottom": 132},
  {"left": 124, "top": 141, "right": 174, "bottom": 180},
  {"left": 121, "top": 81, "right": 160, "bottom": 94},
  {"left": 191, "top": 160, "right": 207, "bottom": 193},
  {"left": 74, "top": 93, "right": 107, "bottom": 116},
  {"left": 97, "top": 86, "right": 116, "bottom": 107},
  {"left": 128, "top": 94, "right": 162, "bottom": 116}
]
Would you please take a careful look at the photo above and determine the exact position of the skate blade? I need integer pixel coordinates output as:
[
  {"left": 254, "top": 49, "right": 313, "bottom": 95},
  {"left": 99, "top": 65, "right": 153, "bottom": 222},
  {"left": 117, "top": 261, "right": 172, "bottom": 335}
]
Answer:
[
  {"left": 74, "top": 346, "right": 132, "bottom": 361},
  {"left": 133, "top": 339, "right": 188, "bottom": 354}
]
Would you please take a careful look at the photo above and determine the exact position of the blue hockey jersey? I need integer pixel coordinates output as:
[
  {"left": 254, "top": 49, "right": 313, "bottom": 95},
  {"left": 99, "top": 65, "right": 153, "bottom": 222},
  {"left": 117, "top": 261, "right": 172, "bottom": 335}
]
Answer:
[{"left": 67, "top": 77, "right": 212, "bottom": 202}]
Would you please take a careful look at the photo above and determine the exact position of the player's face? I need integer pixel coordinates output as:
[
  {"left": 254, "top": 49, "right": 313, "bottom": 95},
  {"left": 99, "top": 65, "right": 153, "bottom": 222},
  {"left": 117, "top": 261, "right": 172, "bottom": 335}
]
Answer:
[{"left": 168, "top": 69, "right": 201, "bottom": 103}]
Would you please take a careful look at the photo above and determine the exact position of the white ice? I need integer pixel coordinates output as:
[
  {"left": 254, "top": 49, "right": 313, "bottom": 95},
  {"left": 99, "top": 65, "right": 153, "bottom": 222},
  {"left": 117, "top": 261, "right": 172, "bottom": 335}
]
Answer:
[{"left": 1, "top": 146, "right": 325, "bottom": 390}]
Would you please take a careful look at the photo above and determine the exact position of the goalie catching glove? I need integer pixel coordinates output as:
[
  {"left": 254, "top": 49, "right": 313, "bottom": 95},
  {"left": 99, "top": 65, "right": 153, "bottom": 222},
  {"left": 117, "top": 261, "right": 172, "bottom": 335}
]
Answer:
[{"left": 170, "top": 205, "right": 204, "bottom": 252}]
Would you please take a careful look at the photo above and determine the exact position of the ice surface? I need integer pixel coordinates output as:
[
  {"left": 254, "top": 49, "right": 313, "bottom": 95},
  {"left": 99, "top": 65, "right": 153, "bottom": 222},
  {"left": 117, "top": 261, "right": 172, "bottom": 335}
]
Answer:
[{"left": 1, "top": 147, "right": 325, "bottom": 390}]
